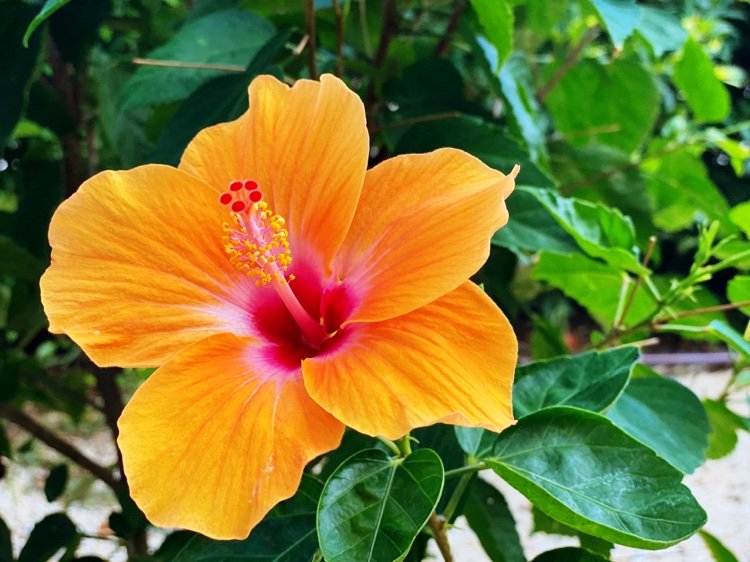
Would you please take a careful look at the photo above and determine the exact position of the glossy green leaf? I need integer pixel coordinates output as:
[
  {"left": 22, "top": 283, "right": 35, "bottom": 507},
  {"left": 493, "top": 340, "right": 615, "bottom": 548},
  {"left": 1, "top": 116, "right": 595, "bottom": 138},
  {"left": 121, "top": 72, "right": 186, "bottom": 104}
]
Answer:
[
  {"left": 472, "top": 0, "right": 514, "bottom": 70},
  {"left": 533, "top": 252, "right": 656, "bottom": 329},
  {"left": 673, "top": 39, "right": 730, "bottom": 123},
  {"left": 492, "top": 189, "right": 579, "bottom": 256},
  {"left": 463, "top": 479, "right": 526, "bottom": 562},
  {"left": 514, "top": 347, "right": 638, "bottom": 418},
  {"left": 703, "top": 400, "right": 746, "bottom": 460},
  {"left": 727, "top": 275, "right": 750, "bottom": 315},
  {"left": 699, "top": 530, "right": 740, "bottom": 562},
  {"left": 173, "top": 475, "right": 322, "bottom": 561},
  {"left": 0, "top": 516, "right": 11, "bottom": 562},
  {"left": 22, "top": 0, "right": 71, "bottom": 46},
  {"left": 588, "top": 0, "right": 639, "bottom": 48},
  {"left": 518, "top": 188, "right": 645, "bottom": 274},
  {"left": 531, "top": 547, "right": 609, "bottom": 562},
  {"left": 532, "top": 506, "right": 576, "bottom": 536},
  {"left": 44, "top": 464, "right": 69, "bottom": 502},
  {"left": 642, "top": 144, "right": 732, "bottom": 232},
  {"left": 546, "top": 59, "right": 658, "bottom": 153},
  {"left": 396, "top": 116, "right": 555, "bottom": 188},
  {"left": 317, "top": 449, "right": 444, "bottom": 562},
  {"left": 484, "top": 407, "right": 706, "bottom": 549},
  {"left": 635, "top": 6, "right": 687, "bottom": 56},
  {"left": 578, "top": 533, "right": 613, "bottom": 557},
  {"left": 607, "top": 377, "right": 709, "bottom": 474},
  {"left": 18, "top": 513, "right": 78, "bottom": 562},
  {"left": 0, "top": 3, "right": 43, "bottom": 150},
  {"left": 119, "top": 10, "right": 275, "bottom": 109}
]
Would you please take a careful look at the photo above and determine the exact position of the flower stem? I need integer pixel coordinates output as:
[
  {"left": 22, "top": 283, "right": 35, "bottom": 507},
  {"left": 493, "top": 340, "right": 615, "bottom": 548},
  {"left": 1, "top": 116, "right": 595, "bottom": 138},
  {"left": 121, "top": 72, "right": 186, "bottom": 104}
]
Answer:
[
  {"left": 442, "top": 471, "right": 474, "bottom": 523},
  {"left": 377, "top": 436, "right": 402, "bottom": 456},
  {"left": 396, "top": 434, "right": 412, "bottom": 456}
]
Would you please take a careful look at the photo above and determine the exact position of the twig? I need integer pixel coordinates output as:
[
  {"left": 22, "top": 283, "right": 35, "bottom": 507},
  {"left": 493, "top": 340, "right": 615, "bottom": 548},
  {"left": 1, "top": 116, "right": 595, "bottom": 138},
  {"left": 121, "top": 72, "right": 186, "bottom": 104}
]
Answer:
[
  {"left": 373, "top": 0, "right": 397, "bottom": 67},
  {"left": 615, "top": 236, "right": 657, "bottom": 329},
  {"left": 435, "top": 0, "right": 468, "bottom": 56},
  {"left": 304, "top": 0, "right": 318, "bottom": 79},
  {"left": 92, "top": 369, "right": 126, "bottom": 480},
  {"left": 442, "top": 472, "right": 474, "bottom": 523},
  {"left": 369, "top": 111, "right": 462, "bottom": 134},
  {"left": 293, "top": 34, "right": 309, "bottom": 56},
  {"left": 0, "top": 404, "right": 118, "bottom": 490},
  {"left": 428, "top": 512, "right": 454, "bottom": 562},
  {"left": 331, "top": 0, "right": 345, "bottom": 76},
  {"left": 132, "top": 58, "right": 245, "bottom": 72},
  {"left": 538, "top": 26, "right": 599, "bottom": 103},
  {"left": 658, "top": 300, "right": 750, "bottom": 322}
]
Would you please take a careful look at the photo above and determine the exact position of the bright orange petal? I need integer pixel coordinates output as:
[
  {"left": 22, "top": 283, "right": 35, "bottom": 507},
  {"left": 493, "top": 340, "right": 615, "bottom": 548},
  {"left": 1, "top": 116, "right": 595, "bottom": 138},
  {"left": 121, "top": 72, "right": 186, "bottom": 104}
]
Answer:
[
  {"left": 118, "top": 333, "right": 344, "bottom": 540},
  {"left": 40, "top": 165, "right": 254, "bottom": 367},
  {"left": 332, "top": 148, "right": 517, "bottom": 323},
  {"left": 179, "top": 74, "right": 369, "bottom": 270},
  {"left": 303, "top": 282, "right": 516, "bottom": 440}
]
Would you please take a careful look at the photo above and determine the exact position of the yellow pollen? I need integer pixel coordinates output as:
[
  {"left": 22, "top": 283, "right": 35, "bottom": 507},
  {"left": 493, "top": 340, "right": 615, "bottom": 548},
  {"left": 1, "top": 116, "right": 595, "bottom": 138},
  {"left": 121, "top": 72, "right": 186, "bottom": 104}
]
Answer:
[{"left": 222, "top": 201, "right": 294, "bottom": 287}]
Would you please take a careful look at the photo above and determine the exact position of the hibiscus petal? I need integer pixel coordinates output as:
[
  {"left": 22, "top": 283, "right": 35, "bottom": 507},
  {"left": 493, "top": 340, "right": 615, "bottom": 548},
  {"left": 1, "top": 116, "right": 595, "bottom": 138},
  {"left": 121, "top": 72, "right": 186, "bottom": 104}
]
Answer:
[
  {"left": 329, "top": 148, "right": 517, "bottom": 324},
  {"left": 40, "top": 165, "right": 254, "bottom": 367},
  {"left": 179, "top": 74, "right": 369, "bottom": 271},
  {"left": 118, "top": 333, "right": 344, "bottom": 540},
  {"left": 303, "top": 282, "right": 516, "bottom": 440}
]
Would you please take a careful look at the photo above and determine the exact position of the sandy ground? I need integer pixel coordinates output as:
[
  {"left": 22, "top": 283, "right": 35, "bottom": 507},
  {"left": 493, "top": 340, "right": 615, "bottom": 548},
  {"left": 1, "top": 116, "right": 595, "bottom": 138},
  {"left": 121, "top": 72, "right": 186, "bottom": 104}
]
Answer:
[{"left": 1, "top": 369, "right": 748, "bottom": 561}]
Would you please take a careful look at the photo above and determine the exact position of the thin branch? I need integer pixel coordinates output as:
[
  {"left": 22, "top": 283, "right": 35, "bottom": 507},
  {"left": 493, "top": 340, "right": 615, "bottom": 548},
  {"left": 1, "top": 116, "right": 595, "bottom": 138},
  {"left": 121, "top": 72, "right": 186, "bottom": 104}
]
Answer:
[
  {"left": 369, "top": 111, "right": 462, "bottom": 134},
  {"left": 615, "top": 236, "right": 657, "bottom": 329},
  {"left": 304, "top": 0, "right": 318, "bottom": 79},
  {"left": 442, "top": 472, "right": 474, "bottom": 523},
  {"left": 428, "top": 512, "right": 454, "bottom": 562},
  {"left": 373, "top": 0, "right": 397, "bottom": 67},
  {"left": 132, "top": 57, "right": 245, "bottom": 72},
  {"left": 92, "top": 369, "right": 126, "bottom": 481},
  {"left": 435, "top": 0, "right": 468, "bottom": 56},
  {"left": 658, "top": 300, "right": 750, "bottom": 321},
  {"left": 331, "top": 0, "right": 345, "bottom": 76},
  {"left": 444, "top": 461, "right": 486, "bottom": 479},
  {"left": 538, "top": 26, "right": 599, "bottom": 103},
  {"left": 359, "top": 0, "right": 373, "bottom": 58},
  {"left": 0, "top": 404, "right": 118, "bottom": 491}
]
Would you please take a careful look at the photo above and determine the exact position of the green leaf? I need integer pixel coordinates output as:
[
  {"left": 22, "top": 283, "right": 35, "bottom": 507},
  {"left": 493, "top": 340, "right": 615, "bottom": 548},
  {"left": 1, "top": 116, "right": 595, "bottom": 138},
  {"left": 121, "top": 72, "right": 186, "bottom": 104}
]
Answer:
[
  {"left": 463, "top": 479, "right": 526, "bottom": 562},
  {"left": 727, "top": 275, "right": 750, "bottom": 315},
  {"left": 673, "top": 39, "right": 730, "bottom": 123},
  {"left": 0, "top": 516, "right": 11, "bottom": 562},
  {"left": 150, "top": 29, "right": 290, "bottom": 165},
  {"left": 658, "top": 321, "right": 750, "bottom": 358},
  {"left": 533, "top": 252, "right": 656, "bottom": 329},
  {"left": 173, "top": 475, "right": 322, "bottom": 561},
  {"left": 642, "top": 144, "right": 732, "bottom": 233},
  {"left": 532, "top": 506, "right": 577, "bottom": 536},
  {"left": 607, "top": 377, "right": 709, "bottom": 474},
  {"left": 531, "top": 547, "right": 609, "bottom": 562},
  {"left": 317, "top": 449, "right": 444, "bottom": 562},
  {"left": 471, "top": 0, "right": 514, "bottom": 70},
  {"left": 545, "top": 59, "right": 658, "bottom": 153},
  {"left": 516, "top": 187, "right": 646, "bottom": 274},
  {"left": 492, "top": 189, "right": 579, "bottom": 256},
  {"left": 396, "top": 116, "right": 555, "bottom": 188},
  {"left": 635, "top": 6, "right": 687, "bottom": 57},
  {"left": 496, "top": 51, "right": 547, "bottom": 164},
  {"left": 44, "top": 464, "right": 69, "bottom": 502},
  {"left": 0, "top": 236, "right": 46, "bottom": 281},
  {"left": 18, "top": 513, "right": 78, "bottom": 562},
  {"left": 578, "top": 533, "right": 613, "bottom": 557},
  {"left": 0, "top": 2, "right": 43, "bottom": 150},
  {"left": 119, "top": 10, "right": 275, "bottom": 109},
  {"left": 729, "top": 201, "right": 750, "bottom": 238},
  {"left": 23, "top": 0, "right": 72, "bottom": 46},
  {"left": 513, "top": 347, "right": 638, "bottom": 418},
  {"left": 699, "top": 530, "right": 740, "bottom": 562},
  {"left": 484, "top": 407, "right": 706, "bottom": 549},
  {"left": 703, "top": 400, "right": 746, "bottom": 460},
  {"left": 588, "top": 0, "right": 639, "bottom": 48}
]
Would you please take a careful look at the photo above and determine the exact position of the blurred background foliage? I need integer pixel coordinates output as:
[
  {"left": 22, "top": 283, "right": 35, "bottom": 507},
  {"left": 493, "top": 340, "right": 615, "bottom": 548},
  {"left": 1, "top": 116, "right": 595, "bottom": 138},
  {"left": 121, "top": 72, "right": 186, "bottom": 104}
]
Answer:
[{"left": 0, "top": 0, "right": 749, "bottom": 561}]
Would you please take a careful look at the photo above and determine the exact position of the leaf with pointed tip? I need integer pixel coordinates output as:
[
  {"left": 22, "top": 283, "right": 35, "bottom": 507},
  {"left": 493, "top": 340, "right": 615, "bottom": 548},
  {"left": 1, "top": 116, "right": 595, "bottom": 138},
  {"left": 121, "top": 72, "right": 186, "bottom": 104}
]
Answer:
[
  {"left": 464, "top": 479, "right": 526, "bottom": 562},
  {"left": 317, "top": 449, "right": 444, "bottom": 562}
]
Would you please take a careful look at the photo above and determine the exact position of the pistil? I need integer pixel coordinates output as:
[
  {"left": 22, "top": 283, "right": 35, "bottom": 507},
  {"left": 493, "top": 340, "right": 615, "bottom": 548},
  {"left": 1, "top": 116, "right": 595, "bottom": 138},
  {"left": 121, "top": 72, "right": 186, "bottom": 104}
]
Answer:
[{"left": 220, "top": 180, "right": 328, "bottom": 348}]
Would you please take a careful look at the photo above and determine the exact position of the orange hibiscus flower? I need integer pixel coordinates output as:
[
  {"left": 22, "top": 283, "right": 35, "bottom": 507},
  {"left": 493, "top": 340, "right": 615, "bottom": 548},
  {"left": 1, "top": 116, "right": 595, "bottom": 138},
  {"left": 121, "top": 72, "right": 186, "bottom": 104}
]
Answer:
[{"left": 40, "top": 74, "right": 518, "bottom": 540}]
